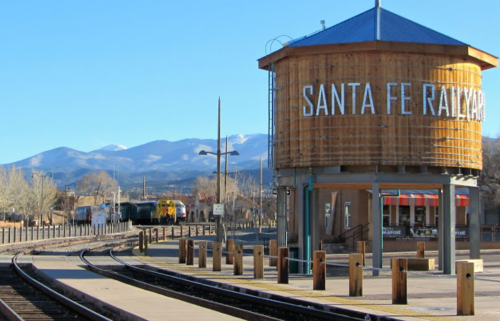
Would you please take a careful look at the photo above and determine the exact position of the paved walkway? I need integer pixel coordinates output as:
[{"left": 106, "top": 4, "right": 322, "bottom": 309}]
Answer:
[
  {"left": 134, "top": 232, "right": 500, "bottom": 321},
  {"left": 31, "top": 255, "right": 242, "bottom": 321}
]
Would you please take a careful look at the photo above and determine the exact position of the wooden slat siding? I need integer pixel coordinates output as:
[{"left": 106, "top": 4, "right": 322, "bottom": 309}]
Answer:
[
  {"left": 273, "top": 51, "right": 484, "bottom": 170},
  {"left": 258, "top": 41, "right": 498, "bottom": 71}
]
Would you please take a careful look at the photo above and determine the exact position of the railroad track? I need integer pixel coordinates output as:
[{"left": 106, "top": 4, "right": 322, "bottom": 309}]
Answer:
[
  {"left": 0, "top": 255, "right": 110, "bottom": 321},
  {"left": 0, "top": 236, "right": 138, "bottom": 321},
  {"left": 80, "top": 247, "right": 391, "bottom": 321}
]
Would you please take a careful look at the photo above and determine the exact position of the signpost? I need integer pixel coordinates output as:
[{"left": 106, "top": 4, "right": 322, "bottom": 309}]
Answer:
[{"left": 213, "top": 204, "right": 224, "bottom": 216}]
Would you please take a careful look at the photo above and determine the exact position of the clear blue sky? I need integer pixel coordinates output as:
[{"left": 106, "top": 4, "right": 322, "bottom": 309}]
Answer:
[{"left": 1, "top": 0, "right": 499, "bottom": 164}]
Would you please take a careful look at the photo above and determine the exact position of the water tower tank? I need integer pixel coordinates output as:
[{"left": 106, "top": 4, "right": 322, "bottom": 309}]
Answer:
[{"left": 259, "top": 6, "right": 497, "bottom": 174}]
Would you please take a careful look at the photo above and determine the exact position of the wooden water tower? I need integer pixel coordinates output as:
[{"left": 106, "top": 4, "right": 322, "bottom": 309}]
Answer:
[{"left": 259, "top": 1, "right": 497, "bottom": 274}]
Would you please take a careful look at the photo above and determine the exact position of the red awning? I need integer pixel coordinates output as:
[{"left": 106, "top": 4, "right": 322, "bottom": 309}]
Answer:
[{"left": 382, "top": 194, "right": 468, "bottom": 207}]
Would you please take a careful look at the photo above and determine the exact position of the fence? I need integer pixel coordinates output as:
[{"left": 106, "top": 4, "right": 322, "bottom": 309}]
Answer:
[
  {"left": 0, "top": 221, "right": 132, "bottom": 245},
  {"left": 168, "top": 238, "right": 499, "bottom": 317}
]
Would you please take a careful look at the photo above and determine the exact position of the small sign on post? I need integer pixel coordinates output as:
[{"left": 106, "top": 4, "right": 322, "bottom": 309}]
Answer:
[{"left": 213, "top": 204, "right": 224, "bottom": 216}]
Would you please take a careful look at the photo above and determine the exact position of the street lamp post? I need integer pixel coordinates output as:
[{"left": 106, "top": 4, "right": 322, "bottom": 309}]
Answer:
[
  {"left": 31, "top": 171, "right": 53, "bottom": 226},
  {"left": 198, "top": 98, "right": 239, "bottom": 243}
]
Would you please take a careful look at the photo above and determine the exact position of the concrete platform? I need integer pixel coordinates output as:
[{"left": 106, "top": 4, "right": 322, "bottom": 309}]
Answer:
[
  {"left": 31, "top": 255, "right": 242, "bottom": 321},
  {"left": 134, "top": 236, "right": 500, "bottom": 321}
]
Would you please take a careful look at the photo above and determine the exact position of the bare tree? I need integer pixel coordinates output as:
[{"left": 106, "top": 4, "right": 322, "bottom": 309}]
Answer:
[
  {"left": 31, "top": 170, "right": 57, "bottom": 223},
  {"left": 479, "top": 136, "right": 500, "bottom": 212},
  {"left": 77, "top": 171, "right": 117, "bottom": 205}
]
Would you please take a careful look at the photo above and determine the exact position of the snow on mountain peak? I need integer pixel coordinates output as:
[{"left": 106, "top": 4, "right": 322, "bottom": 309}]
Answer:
[{"left": 98, "top": 144, "right": 127, "bottom": 151}]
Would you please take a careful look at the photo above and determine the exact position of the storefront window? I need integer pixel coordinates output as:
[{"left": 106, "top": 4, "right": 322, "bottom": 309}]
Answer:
[
  {"left": 399, "top": 206, "right": 410, "bottom": 225},
  {"left": 415, "top": 206, "right": 426, "bottom": 226},
  {"left": 383, "top": 205, "right": 390, "bottom": 226}
]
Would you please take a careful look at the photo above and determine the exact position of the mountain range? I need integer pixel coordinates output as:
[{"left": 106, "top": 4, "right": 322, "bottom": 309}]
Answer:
[{"left": 2, "top": 134, "right": 272, "bottom": 192}]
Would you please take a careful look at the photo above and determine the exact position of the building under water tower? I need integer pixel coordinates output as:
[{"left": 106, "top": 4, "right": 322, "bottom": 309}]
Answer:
[{"left": 258, "top": 1, "right": 497, "bottom": 274}]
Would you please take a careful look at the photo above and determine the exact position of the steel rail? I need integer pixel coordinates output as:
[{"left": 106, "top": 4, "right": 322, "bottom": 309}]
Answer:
[
  {"left": 13, "top": 251, "right": 113, "bottom": 321},
  {"left": 107, "top": 249, "right": 374, "bottom": 321},
  {"left": 0, "top": 297, "right": 23, "bottom": 321},
  {"left": 81, "top": 248, "right": 281, "bottom": 321}
]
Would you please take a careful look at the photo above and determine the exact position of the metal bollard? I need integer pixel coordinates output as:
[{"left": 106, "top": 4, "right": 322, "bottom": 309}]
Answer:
[
  {"left": 199, "top": 241, "right": 207, "bottom": 268},
  {"left": 155, "top": 229, "right": 159, "bottom": 243},
  {"left": 278, "top": 247, "right": 289, "bottom": 284},
  {"left": 313, "top": 251, "right": 326, "bottom": 290},
  {"left": 349, "top": 253, "right": 363, "bottom": 297},
  {"left": 144, "top": 233, "right": 148, "bottom": 256},
  {"left": 254, "top": 245, "right": 264, "bottom": 279}
]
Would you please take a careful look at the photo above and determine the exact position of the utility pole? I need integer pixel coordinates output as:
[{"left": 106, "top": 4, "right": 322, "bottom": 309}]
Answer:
[{"left": 216, "top": 98, "right": 222, "bottom": 243}]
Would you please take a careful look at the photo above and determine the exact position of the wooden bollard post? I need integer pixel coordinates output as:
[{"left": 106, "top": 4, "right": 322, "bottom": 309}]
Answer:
[
  {"left": 139, "top": 231, "right": 144, "bottom": 252},
  {"left": 278, "top": 247, "right": 289, "bottom": 284},
  {"left": 392, "top": 257, "right": 408, "bottom": 304},
  {"left": 144, "top": 233, "right": 148, "bottom": 256},
  {"left": 180, "top": 225, "right": 183, "bottom": 238},
  {"left": 187, "top": 239, "right": 194, "bottom": 265},
  {"left": 203, "top": 224, "right": 206, "bottom": 236},
  {"left": 213, "top": 242, "right": 222, "bottom": 272},
  {"left": 349, "top": 253, "right": 363, "bottom": 297},
  {"left": 163, "top": 227, "right": 166, "bottom": 241},
  {"left": 199, "top": 241, "right": 207, "bottom": 268},
  {"left": 457, "top": 261, "right": 475, "bottom": 316},
  {"left": 196, "top": 225, "right": 199, "bottom": 236},
  {"left": 179, "top": 239, "right": 187, "bottom": 263},
  {"left": 269, "top": 239, "right": 278, "bottom": 267},
  {"left": 226, "top": 239, "right": 234, "bottom": 264},
  {"left": 171, "top": 226, "right": 175, "bottom": 239},
  {"left": 209, "top": 224, "right": 212, "bottom": 234},
  {"left": 417, "top": 242, "right": 425, "bottom": 258},
  {"left": 188, "top": 226, "right": 191, "bottom": 237},
  {"left": 148, "top": 229, "right": 152, "bottom": 244},
  {"left": 155, "top": 229, "right": 159, "bottom": 243},
  {"left": 233, "top": 244, "right": 243, "bottom": 276},
  {"left": 254, "top": 245, "right": 264, "bottom": 279},
  {"left": 313, "top": 251, "right": 326, "bottom": 290},
  {"left": 357, "top": 241, "right": 366, "bottom": 266}
]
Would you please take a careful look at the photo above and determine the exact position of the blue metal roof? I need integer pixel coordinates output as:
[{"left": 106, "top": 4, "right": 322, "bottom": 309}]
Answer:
[{"left": 288, "top": 7, "right": 467, "bottom": 47}]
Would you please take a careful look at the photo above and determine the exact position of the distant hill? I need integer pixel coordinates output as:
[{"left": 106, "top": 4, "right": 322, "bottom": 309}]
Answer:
[{"left": 2, "top": 134, "right": 271, "bottom": 192}]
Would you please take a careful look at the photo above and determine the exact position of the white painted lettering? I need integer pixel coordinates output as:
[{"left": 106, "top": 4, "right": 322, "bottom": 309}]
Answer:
[
  {"left": 316, "top": 84, "right": 328, "bottom": 116},
  {"left": 423, "top": 84, "right": 435, "bottom": 116},
  {"left": 348, "top": 83, "right": 360, "bottom": 114},
  {"left": 332, "top": 84, "right": 345, "bottom": 115},
  {"left": 303, "top": 85, "right": 314, "bottom": 117},
  {"left": 387, "top": 83, "right": 397, "bottom": 114},
  {"left": 438, "top": 86, "right": 450, "bottom": 117},
  {"left": 401, "top": 83, "right": 412, "bottom": 115},
  {"left": 361, "top": 83, "right": 375, "bottom": 114}
]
